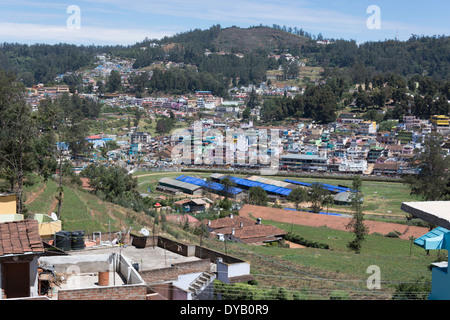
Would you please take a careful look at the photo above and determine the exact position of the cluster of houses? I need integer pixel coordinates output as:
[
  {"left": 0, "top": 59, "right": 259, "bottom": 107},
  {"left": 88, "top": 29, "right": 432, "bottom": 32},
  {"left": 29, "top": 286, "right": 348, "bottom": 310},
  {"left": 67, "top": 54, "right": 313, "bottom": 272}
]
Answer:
[
  {"left": 94, "top": 110, "right": 448, "bottom": 177},
  {"left": 0, "top": 192, "right": 260, "bottom": 300},
  {"left": 67, "top": 106, "right": 450, "bottom": 178},
  {"left": 20, "top": 53, "right": 450, "bottom": 179}
]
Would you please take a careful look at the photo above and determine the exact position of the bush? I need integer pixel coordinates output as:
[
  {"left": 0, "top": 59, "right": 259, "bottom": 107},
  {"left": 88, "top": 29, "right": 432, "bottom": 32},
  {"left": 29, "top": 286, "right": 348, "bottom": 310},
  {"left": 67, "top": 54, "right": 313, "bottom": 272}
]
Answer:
[
  {"left": 391, "top": 276, "right": 431, "bottom": 300},
  {"left": 330, "top": 290, "right": 349, "bottom": 300},
  {"left": 286, "top": 232, "right": 329, "bottom": 249},
  {"left": 385, "top": 231, "right": 402, "bottom": 238}
]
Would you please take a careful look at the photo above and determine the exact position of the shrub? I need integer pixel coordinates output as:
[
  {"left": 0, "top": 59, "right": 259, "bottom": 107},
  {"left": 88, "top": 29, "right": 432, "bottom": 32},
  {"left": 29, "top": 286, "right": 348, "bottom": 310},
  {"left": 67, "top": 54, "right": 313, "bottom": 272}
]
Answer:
[
  {"left": 391, "top": 276, "right": 431, "bottom": 300},
  {"left": 330, "top": 290, "right": 349, "bottom": 300},
  {"left": 286, "top": 232, "right": 329, "bottom": 249},
  {"left": 385, "top": 231, "right": 402, "bottom": 238}
]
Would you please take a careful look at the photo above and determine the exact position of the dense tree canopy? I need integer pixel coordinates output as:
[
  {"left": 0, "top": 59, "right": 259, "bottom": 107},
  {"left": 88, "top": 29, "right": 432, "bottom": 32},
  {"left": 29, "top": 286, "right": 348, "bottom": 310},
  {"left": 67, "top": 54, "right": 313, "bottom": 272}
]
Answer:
[
  {"left": 404, "top": 135, "right": 450, "bottom": 201},
  {"left": 261, "top": 84, "right": 338, "bottom": 124}
]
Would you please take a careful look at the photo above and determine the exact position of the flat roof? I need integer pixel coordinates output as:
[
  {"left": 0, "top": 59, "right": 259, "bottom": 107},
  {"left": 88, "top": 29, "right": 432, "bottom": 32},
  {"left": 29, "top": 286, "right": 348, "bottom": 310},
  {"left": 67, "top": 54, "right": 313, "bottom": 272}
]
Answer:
[
  {"left": 401, "top": 201, "right": 450, "bottom": 229},
  {"left": 280, "top": 154, "right": 327, "bottom": 161},
  {"left": 68, "top": 244, "right": 201, "bottom": 271}
]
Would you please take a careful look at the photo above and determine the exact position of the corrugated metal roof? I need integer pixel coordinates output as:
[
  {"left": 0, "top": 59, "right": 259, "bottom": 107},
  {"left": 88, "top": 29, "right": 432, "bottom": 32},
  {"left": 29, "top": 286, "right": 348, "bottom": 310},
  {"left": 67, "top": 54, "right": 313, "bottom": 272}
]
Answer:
[
  {"left": 159, "top": 177, "right": 201, "bottom": 191},
  {"left": 175, "top": 175, "right": 243, "bottom": 195},
  {"left": 280, "top": 154, "right": 327, "bottom": 161},
  {"left": 247, "top": 176, "right": 293, "bottom": 188},
  {"left": 414, "top": 227, "right": 449, "bottom": 250},
  {"left": 222, "top": 176, "right": 292, "bottom": 196},
  {"left": 284, "top": 179, "right": 352, "bottom": 194}
]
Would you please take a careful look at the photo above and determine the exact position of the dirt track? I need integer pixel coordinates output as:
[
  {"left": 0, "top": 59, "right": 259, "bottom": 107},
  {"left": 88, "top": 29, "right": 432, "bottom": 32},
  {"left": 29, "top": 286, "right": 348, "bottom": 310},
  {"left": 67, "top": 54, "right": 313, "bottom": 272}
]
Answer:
[{"left": 239, "top": 204, "right": 429, "bottom": 240}]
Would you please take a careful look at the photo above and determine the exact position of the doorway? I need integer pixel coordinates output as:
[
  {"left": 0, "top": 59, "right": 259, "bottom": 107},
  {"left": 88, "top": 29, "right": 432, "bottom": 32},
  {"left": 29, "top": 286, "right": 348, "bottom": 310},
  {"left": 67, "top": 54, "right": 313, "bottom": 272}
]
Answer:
[{"left": 2, "top": 262, "right": 30, "bottom": 299}]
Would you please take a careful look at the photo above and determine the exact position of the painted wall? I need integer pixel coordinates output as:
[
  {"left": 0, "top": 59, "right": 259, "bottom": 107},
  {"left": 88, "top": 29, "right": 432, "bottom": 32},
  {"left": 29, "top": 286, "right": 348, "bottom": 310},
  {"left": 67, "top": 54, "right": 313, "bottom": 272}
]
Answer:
[{"left": 0, "top": 195, "right": 17, "bottom": 215}]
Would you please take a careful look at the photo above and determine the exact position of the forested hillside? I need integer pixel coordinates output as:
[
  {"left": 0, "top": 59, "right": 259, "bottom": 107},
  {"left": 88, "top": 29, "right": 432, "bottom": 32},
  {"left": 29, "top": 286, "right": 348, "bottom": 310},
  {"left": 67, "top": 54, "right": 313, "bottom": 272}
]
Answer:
[
  {"left": 0, "top": 43, "right": 102, "bottom": 86},
  {"left": 0, "top": 25, "right": 449, "bottom": 90},
  {"left": 308, "top": 35, "right": 450, "bottom": 82}
]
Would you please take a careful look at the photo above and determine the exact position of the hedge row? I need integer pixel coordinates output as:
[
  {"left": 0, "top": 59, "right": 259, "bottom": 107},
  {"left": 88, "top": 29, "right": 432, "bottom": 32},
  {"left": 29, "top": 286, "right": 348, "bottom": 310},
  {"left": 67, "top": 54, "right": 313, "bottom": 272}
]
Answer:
[{"left": 286, "top": 232, "right": 330, "bottom": 249}]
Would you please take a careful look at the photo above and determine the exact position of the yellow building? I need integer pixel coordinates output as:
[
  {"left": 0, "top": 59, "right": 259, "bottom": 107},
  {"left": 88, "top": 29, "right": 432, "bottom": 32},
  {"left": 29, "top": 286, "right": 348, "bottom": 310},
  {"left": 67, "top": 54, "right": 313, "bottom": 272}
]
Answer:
[
  {"left": 28, "top": 214, "right": 62, "bottom": 240},
  {"left": 0, "top": 193, "right": 61, "bottom": 237},
  {"left": 431, "top": 115, "right": 450, "bottom": 126},
  {"left": 0, "top": 193, "right": 23, "bottom": 222},
  {"left": 0, "top": 193, "right": 16, "bottom": 214}
]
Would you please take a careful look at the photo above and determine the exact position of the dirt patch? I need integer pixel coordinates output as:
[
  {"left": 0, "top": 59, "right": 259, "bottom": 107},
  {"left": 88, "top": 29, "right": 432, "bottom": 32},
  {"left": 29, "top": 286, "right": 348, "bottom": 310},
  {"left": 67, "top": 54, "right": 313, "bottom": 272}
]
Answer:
[
  {"left": 239, "top": 204, "right": 428, "bottom": 240},
  {"left": 285, "top": 240, "right": 305, "bottom": 249},
  {"left": 47, "top": 197, "right": 60, "bottom": 215},
  {"left": 25, "top": 183, "right": 46, "bottom": 205}
]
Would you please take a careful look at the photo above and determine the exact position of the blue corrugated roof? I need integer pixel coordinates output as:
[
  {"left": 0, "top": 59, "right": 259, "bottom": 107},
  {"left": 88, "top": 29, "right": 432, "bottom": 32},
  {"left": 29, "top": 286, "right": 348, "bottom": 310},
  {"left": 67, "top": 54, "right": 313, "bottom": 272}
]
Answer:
[
  {"left": 175, "top": 175, "right": 243, "bottom": 195},
  {"left": 283, "top": 208, "right": 341, "bottom": 216},
  {"left": 222, "top": 176, "right": 292, "bottom": 196},
  {"left": 414, "top": 227, "right": 449, "bottom": 250},
  {"left": 284, "top": 179, "right": 352, "bottom": 193}
]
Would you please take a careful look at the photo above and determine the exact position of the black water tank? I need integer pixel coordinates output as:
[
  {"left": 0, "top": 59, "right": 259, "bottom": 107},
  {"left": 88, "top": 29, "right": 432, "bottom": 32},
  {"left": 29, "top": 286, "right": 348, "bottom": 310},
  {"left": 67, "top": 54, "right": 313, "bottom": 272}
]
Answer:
[
  {"left": 71, "top": 230, "right": 85, "bottom": 250},
  {"left": 55, "top": 231, "right": 71, "bottom": 251}
]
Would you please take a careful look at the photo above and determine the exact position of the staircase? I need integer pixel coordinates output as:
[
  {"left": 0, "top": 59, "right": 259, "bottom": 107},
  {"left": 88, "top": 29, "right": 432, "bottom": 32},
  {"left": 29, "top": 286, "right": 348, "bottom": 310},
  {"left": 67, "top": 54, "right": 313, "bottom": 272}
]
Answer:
[{"left": 188, "top": 271, "right": 216, "bottom": 300}]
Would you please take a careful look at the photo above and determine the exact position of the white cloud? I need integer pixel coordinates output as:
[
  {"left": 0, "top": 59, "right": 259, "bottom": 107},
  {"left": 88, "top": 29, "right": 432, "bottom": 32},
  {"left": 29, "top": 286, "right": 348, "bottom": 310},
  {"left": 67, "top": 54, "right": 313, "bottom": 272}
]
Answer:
[{"left": 0, "top": 22, "right": 174, "bottom": 45}]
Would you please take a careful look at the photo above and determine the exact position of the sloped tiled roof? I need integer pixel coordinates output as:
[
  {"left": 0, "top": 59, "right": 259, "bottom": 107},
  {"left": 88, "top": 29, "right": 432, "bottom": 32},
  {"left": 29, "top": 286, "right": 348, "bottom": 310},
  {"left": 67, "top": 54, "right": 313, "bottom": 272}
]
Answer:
[
  {"left": 205, "top": 215, "right": 256, "bottom": 230},
  {"left": 202, "top": 214, "right": 287, "bottom": 245},
  {"left": 232, "top": 225, "right": 287, "bottom": 242},
  {"left": 0, "top": 220, "right": 44, "bottom": 257}
]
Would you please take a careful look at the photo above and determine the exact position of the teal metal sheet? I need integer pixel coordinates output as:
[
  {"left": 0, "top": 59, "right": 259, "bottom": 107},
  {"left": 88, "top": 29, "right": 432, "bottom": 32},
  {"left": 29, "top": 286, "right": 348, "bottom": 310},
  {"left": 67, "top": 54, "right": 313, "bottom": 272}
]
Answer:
[{"left": 414, "top": 227, "right": 449, "bottom": 250}]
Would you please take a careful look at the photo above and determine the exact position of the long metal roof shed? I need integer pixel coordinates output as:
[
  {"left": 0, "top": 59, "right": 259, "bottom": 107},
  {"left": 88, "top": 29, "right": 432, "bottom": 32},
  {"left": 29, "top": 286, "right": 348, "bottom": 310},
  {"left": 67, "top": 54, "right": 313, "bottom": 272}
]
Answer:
[
  {"left": 158, "top": 177, "right": 202, "bottom": 192},
  {"left": 247, "top": 175, "right": 293, "bottom": 188},
  {"left": 284, "top": 179, "right": 352, "bottom": 194},
  {"left": 222, "top": 176, "right": 292, "bottom": 196},
  {"left": 175, "top": 175, "right": 243, "bottom": 195}
]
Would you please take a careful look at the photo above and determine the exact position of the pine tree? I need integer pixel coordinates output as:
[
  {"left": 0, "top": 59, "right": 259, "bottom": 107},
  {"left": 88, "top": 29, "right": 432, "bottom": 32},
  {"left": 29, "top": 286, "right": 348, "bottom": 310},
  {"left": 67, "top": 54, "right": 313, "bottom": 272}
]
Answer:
[
  {"left": 0, "top": 70, "right": 37, "bottom": 215},
  {"left": 346, "top": 176, "right": 368, "bottom": 254}
]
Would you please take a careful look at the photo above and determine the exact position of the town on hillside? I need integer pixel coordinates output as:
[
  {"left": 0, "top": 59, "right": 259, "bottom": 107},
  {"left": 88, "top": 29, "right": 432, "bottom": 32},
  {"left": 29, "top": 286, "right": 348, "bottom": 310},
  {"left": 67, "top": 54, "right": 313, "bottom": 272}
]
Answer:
[
  {"left": 24, "top": 53, "right": 450, "bottom": 177},
  {"left": 1, "top": 24, "right": 450, "bottom": 303}
]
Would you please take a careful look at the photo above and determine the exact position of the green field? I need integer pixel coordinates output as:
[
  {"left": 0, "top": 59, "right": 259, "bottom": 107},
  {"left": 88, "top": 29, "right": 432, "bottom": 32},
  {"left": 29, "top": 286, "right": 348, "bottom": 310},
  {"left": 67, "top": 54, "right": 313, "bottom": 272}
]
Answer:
[
  {"left": 202, "top": 220, "right": 436, "bottom": 299},
  {"left": 270, "top": 176, "right": 420, "bottom": 216},
  {"left": 134, "top": 171, "right": 419, "bottom": 216}
]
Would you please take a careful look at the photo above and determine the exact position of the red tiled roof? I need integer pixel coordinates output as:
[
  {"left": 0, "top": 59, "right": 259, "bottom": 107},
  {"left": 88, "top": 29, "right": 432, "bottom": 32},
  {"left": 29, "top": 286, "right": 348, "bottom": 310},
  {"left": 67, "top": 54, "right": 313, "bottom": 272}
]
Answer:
[
  {"left": 232, "top": 224, "right": 287, "bottom": 241},
  {"left": 202, "top": 215, "right": 256, "bottom": 230},
  {"left": 166, "top": 214, "right": 199, "bottom": 224},
  {"left": 202, "top": 214, "right": 287, "bottom": 245},
  {"left": 87, "top": 135, "right": 102, "bottom": 140},
  {"left": 0, "top": 220, "right": 44, "bottom": 257}
]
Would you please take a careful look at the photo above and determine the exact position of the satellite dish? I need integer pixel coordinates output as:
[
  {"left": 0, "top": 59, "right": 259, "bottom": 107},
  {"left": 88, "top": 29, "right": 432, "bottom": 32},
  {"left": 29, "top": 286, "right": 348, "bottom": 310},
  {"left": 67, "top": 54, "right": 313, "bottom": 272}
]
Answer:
[
  {"left": 140, "top": 228, "right": 150, "bottom": 237},
  {"left": 51, "top": 212, "right": 58, "bottom": 221}
]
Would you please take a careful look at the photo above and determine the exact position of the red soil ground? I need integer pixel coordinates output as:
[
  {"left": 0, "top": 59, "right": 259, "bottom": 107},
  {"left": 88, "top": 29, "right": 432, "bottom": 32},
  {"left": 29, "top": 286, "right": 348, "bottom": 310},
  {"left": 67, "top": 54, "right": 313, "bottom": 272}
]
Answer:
[{"left": 239, "top": 204, "right": 429, "bottom": 240}]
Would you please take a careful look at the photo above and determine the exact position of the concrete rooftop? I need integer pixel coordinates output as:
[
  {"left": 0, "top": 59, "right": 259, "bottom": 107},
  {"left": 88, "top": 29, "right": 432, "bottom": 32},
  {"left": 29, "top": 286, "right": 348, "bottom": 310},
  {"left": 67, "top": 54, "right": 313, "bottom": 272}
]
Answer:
[
  {"left": 401, "top": 201, "right": 450, "bottom": 229},
  {"left": 42, "top": 243, "right": 203, "bottom": 299},
  {"left": 67, "top": 243, "right": 202, "bottom": 271}
]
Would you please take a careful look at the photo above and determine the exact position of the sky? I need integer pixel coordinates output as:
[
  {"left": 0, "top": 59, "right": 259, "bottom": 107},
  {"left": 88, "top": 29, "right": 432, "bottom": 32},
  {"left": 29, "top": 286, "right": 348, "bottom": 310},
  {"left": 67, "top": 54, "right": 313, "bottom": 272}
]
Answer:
[{"left": 0, "top": 0, "right": 448, "bottom": 46}]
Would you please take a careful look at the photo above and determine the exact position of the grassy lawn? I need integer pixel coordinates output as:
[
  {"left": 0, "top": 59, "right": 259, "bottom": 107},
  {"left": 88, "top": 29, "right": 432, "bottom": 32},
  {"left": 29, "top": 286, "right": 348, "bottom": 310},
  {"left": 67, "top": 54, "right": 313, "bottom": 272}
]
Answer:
[
  {"left": 24, "top": 178, "right": 147, "bottom": 234},
  {"left": 225, "top": 220, "right": 437, "bottom": 296},
  {"left": 266, "top": 176, "right": 419, "bottom": 216},
  {"left": 267, "top": 221, "right": 436, "bottom": 281},
  {"left": 132, "top": 171, "right": 418, "bottom": 216},
  {"left": 134, "top": 171, "right": 211, "bottom": 194},
  {"left": 25, "top": 179, "right": 58, "bottom": 214}
]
